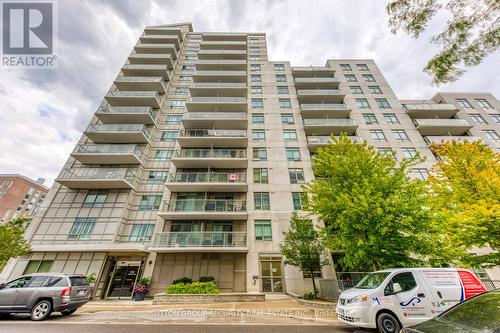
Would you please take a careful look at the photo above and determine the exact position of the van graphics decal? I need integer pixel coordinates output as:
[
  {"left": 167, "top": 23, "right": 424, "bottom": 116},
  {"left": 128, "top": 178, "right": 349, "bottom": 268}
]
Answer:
[
  {"left": 400, "top": 297, "right": 421, "bottom": 307},
  {"left": 373, "top": 297, "right": 391, "bottom": 305},
  {"left": 457, "top": 270, "right": 487, "bottom": 299}
]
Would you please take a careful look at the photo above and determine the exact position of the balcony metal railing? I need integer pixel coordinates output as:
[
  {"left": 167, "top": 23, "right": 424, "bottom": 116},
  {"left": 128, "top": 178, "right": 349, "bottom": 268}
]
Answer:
[
  {"left": 188, "top": 97, "right": 247, "bottom": 103},
  {"left": 162, "top": 199, "right": 247, "bottom": 213},
  {"left": 72, "top": 144, "right": 145, "bottom": 158},
  {"left": 173, "top": 148, "right": 247, "bottom": 159},
  {"left": 300, "top": 103, "right": 349, "bottom": 110},
  {"left": 167, "top": 171, "right": 247, "bottom": 183},
  {"left": 58, "top": 167, "right": 136, "bottom": 182},
  {"left": 151, "top": 231, "right": 247, "bottom": 248},
  {"left": 182, "top": 112, "right": 246, "bottom": 120},
  {"left": 85, "top": 124, "right": 151, "bottom": 138},
  {"left": 179, "top": 129, "right": 247, "bottom": 138}
]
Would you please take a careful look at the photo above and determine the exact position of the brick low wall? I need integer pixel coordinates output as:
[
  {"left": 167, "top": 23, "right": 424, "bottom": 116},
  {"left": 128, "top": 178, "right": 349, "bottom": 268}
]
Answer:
[{"left": 153, "top": 293, "right": 265, "bottom": 305}]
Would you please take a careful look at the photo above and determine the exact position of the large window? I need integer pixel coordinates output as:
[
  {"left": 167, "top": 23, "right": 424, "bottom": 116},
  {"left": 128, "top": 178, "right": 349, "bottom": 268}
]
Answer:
[
  {"left": 340, "top": 64, "right": 352, "bottom": 71},
  {"left": 356, "top": 64, "right": 369, "bottom": 71},
  {"left": 279, "top": 98, "right": 292, "bottom": 108},
  {"left": 139, "top": 195, "right": 162, "bottom": 210},
  {"left": 345, "top": 74, "right": 357, "bottom": 82},
  {"left": 251, "top": 98, "right": 264, "bottom": 108},
  {"left": 292, "top": 192, "right": 305, "bottom": 210},
  {"left": 286, "top": 147, "right": 301, "bottom": 161},
  {"left": 252, "top": 129, "right": 266, "bottom": 141},
  {"left": 170, "top": 100, "right": 185, "bottom": 108},
  {"left": 383, "top": 113, "right": 399, "bottom": 124},
  {"left": 166, "top": 114, "right": 182, "bottom": 124},
  {"left": 356, "top": 98, "right": 371, "bottom": 109},
  {"left": 251, "top": 86, "right": 263, "bottom": 94},
  {"left": 250, "top": 64, "right": 261, "bottom": 71},
  {"left": 413, "top": 168, "right": 429, "bottom": 180},
  {"left": 253, "top": 168, "right": 269, "bottom": 184},
  {"left": 252, "top": 113, "right": 265, "bottom": 124},
  {"left": 277, "top": 86, "right": 289, "bottom": 94},
  {"left": 161, "top": 131, "right": 178, "bottom": 141},
  {"left": 253, "top": 147, "right": 267, "bottom": 160},
  {"left": 129, "top": 224, "right": 154, "bottom": 242},
  {"left": 23, "top": 260, "right": 54, "bottom": 275},
  {"left": 368, "top": 86, "right": 382, "bottom": 94},
  {"left": 491, "top": 114, "right": 500, "bottom": 123},
  {"left": 251, "top": 74, "right": 262, "bottom": 82},
  {"left": 254, "top": 192, "right": 270, "bottom": 210},
  {"left": 483, "top": 130, "right": 500, "bottom": 141},
  {"left": 274, "top": 64, "right": 285, "bottom": 72},
  {"left": 384, "top": 272, "right": 417, "bottom": 295},
  {"left": 275, "top": 74, "right": 287, "bottom": 82},
  {"left": 175, "top": 87, "right": 189, "bottom": 94},
  {"left": 392, "top": 129, "right": 410, "bottom": 142},
  {"left": 289, "top": 168, "right": 305, "bottom": 184},
  {"left": 370, "top": 129, "right": 387, "bottom": 142},
  {"left": 283, "top": 129, "right": 297, "bottom": 141},
  {"left": 281, "top": 113, "right": 294, "bottom": 124},
  {"left": 362, "top": 74, "right": 375, "bottom": 82},
  {"left": 255, "top": 220, "right": 272, "bottom": 240},
  {"left": 475, "top": 98, "right": 493, "bottom": 109},
  {"left": 147, "top": 171, "right": 167, "bottom": 184},
  {"left": 456, "top": 98, "right": 472, "bottom": 109},
  {"left": 350, "top": 86, "right": 363, "bottom": 94},
  {"left": 155, "top": 149, "right": 173, "bottom": 160},
  {"left": 376, "top": 98, "right": 391, "bottom": 109},
  {"left": 470, "top": 114, "right": 486, "bottom": 124},
  {"left": 401, "top": 147, "right": 417, "bottom": 159},
  {"left": 83, "top": 190, "right": 107, "bottom": 208},
  {"left": 362, "top": 113, "right": 378, "bottom": 124},
  {"left": 68, "top": 218, "right": 96, "bottom": 240}
]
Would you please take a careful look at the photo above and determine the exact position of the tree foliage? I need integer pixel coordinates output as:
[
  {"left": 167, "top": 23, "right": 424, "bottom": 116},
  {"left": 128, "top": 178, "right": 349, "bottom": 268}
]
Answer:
[
  {"left": 0, "top": 218, "right": 31, "bottom": 270},
  {"left": 387, "top": 0, "right": 500, "bottom": 84},
  {"left": 303, "top": 135, "right": 447, "bottom": 272},
  {"left": 428, "top": 140, "right": 500, "bottom": 267},
  {"left": 280, "top": 213, "right": 328, "bottom": 298}
]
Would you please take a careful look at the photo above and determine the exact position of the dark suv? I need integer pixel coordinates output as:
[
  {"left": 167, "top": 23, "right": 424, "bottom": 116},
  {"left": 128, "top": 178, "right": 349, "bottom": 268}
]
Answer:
[{"left": 0, "top": 273, "right": 91, "bottom": 320}]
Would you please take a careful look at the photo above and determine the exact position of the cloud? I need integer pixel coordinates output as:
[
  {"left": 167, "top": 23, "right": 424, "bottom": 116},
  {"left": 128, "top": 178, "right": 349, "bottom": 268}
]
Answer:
[{"left": 0, "top": 0, "right": 498, "bottom": 186}]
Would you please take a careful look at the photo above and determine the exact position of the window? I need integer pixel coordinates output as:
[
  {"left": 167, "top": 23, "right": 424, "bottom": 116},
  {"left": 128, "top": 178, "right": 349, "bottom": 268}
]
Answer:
[
  {"left": 23, "top": 261, "right": 54, "bottom": 275},
  {"left": 413, "top": 168, "right": 429, "bottom": 180},
  {"left": 175, "top": 87, "right": 189, "bottom": 94},
  {"left": 68, "top": 218, "right": 96, "bottom": 240},
  {"left": 340, "top": 64, "right": 352, "bottom": 71},
  {"left": 483, "top": 130, "right": 500, "bottom": 141},
  {"left": 252, "top": 129, "right": 266, "bottom": 141},
  {"left": 274, "top": 64, "right": 285, "bottom": 72},
  {"left": 491, "top": 114, "right": 500, "bottom": 123},
  {"left": 275, "top": 74, "right": 287, "bottom": 82},
  {"left": 368, "top": 86, "right": 382, "bottom": 94},
  {"left": 178, "top": 75, "right": 191, "bottom": 81},
  {"left": 166, "top": 114, "right": 182, "bottom": 124},
  {"left": 4, "top": 276, "right": 32, "bottom": 288},
  {"left": 376, "top": 98, "right": 391, "bottom": 109},
  {"left": 253, "top": 168, "right": 268, "bottom": 183},
  {"left": 277, "top": 86, "right": 289, "bottom": 94},
  {"left": 147, "top": 171, "right": 167, "bottom": 183},
  {"left": 139, "top": 195, "right": 162, "bottom": 210},
  {"left": 250, "top": 47, "right": 260, "bottom": 53},
  {"left": 292, "top": 192, "right": 304, "bottom": 210},
  {"left": 383, "top": 113, "right": 399, "bottom": 124},
  {"left": 356, "top": 98, "right": 371, "bottom": 109},
  {"left": 283, "top": 129, "right": 297, "bottom": 141},
  {"left": 345, "top": 74, "right": 357, "bottom": 82},
  {"left": 129, "top": 224, "right": 154, "bottom": 242},
  {"left": 362, "top": 113, "right": 378, "bottom": 124},
  {"left": 456, "top": 98, "right": 472, "bottom": 109},
  {"left": 161, "top": 131, "right": 178, "bottom": 141},
  {"left": 251, "top": 86, "right": 263, "bottom": 94},
  {"left": 181, "top": 64, "right": 195, "bottom": 71},
  {"left": 252, "top": 113, "right": 264, "bottom": 124},
  {"left": 384, "top": 272, "right": 417, "bottom": 295},
  {"left": 392, "top": 129, "right": 410, "bottom": 141},
  {"left": 370, "top": 129, "right": 387, "bottom": 141},
  {"left": 289, "top": 168, "right": 305, "bottom": 184},
  {"left": 155, "top": 149, "right": 173, "bottom": 160},
  {"left": 378, "top": 148, "right": 396, "bottom": 160},
  {"left": 470, "top": 114, "right": 486, "bottom": 124},
  {"left": 279, "top": 98, "right": 292, "bottom": 108},
  {"left": 251, "top": 74, "right": 262, "bottom": 82},
  {"left": 350, "top": 86, "right": 363, "bottom": 94},
  {"left": 250, "top": 55, "right": 260, "bottom": 61},
  {"left": 249, "top": 38, "right": 259, "bottom": 44},
  {"left": 255, "top": 220, "right": 272, "bottom": 240},
  {"left": 251, "top": 98, "right": 264, "bottom": 108},
  {"left": 362, "top": 74, "right": 375, "bottom": 82},
  {"left": 281, "top": 113, "right": 294, "bottom": 124},
  {"left": 184, "top": 55, "right": 197, "bottom": 60},
  {"left": 250, "top": 64, "right": 261, "bottom": 71},
  {"left": 170, "top": 100, "right": 185, "bottom": 108},
  {"left": 253, "top": 147, "right": 267, "bottom": 160},
  {"left": 254, "top": 192, "right": 270, "bottom": 210},
  {"left": 286, "top": 147, "right": 301, "bottom": 161},
  {"left": 475, "top": 98, "right": 493, "bottom": 109},
  {"left": 402, "top": 148, "right": 417, "bottom": 159},
  {"left": 357, "top": 64, "right": 369, "bottom": 71},
  {"left": 83, "top": 190, "right": 107, "bottom": 208}
]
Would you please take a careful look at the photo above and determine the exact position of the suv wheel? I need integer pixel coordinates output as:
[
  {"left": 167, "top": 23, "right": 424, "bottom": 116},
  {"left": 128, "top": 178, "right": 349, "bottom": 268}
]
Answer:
[
  {"left": 31, "top": 300, "right": 52, "bottom": 321},
  {"left": 377, "top": 312, "right": 401, "bottom": 333},
  {"left": 61, "top": 309, "right": 77, "bottom": 316}
]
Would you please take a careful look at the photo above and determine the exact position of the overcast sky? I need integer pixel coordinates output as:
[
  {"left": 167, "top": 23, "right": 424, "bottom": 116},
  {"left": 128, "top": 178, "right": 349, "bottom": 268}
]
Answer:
[{"left": 0, "top": 0, "right": 498, "bottom": 186}]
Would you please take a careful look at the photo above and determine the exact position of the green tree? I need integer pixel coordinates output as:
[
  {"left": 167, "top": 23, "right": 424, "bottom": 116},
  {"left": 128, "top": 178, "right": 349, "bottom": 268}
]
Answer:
[
  {"left": 303, "top": 135, "right": 447, "bottom": 271},
  {"left": 387, "top": 0, "right": 500, "bottom": 84},
  {"left": 280, "top": 213, "right": 328, "bottom": 298},
  {"left": 428, "top": 140, "right": 500, "bottom": 267},
  {"left": 0, "top": 218, "right": 31, "bottom": 271}
]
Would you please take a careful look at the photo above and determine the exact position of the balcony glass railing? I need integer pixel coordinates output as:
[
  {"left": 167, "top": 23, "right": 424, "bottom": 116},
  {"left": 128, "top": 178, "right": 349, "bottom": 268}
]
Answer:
[
  {"left": 180, "top": 129, "right": 246, "bottom": 138},
  {"left": 106, "top": 91, "right": 159, "bottom": 97},
  {"left": 151, "top": 231, "right": 247, "bottom": 248},
  {"left": 413, "top": 119, "right": 471, "bottom": 127},
  {"left": 97, "top": 106, "right": 156, "bottom": 115},
  {"left": 292, "top": 66, "right": 334, "bottom": 71},
  {"left": 85, "top": 124, "right": 151, "bottom": 138},
  {"left": 122, "top": 64, "right": 168, "bottom": 70},
  {"left": 73, "top": 144, "right": 145, "bottom": 158},
  {"left": 58, "top": 167, "right": 136, "bottom": 182},
  {"left": 404, "top": 103, "right": 457, "bottom": 111},
  {"left": 296, "top": 89, "right": 342, "bottom": 95},
  {"left": 174, "top": 148, "right": 246, "bottom": 159},
  {"left": 303, "top": 119, "right": 356, "bottom": 126},
  {"left": 182, "top": 112, "right": 246, "bottom": 120},
  {"left": 191, "top": 82, "right": 247, "bottom": 88},
  {"left": 115, "top": 75, "right": 167, "bottom": 83},
  {"left": 163, "top": 199, "right": 247, "bottom": 213},
  {"left": 300, "top": 103, "right": 348, "bottom": 110},
  {"left": 194, "top": 70, "right": 247, "bottom": 76},
  {"left": 294, "top": 77, "right": 340, "bottom": 83},
  {"left": 167, "top": 171, "right": 247, "bottom": 183},
  {"left": 424, "top": 136, "right": 481, "bottom": 144},
  {"left": 188, "top": 97, "right": 247, "bottom": 103}
]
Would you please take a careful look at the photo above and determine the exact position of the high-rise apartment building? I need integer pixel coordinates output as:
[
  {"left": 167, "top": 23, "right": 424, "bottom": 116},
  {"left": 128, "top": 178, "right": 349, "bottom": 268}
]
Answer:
[
  {"left": 0, "top": 174, "right": 48, "bottom": 223},
  {"left": 3, "top": 23, "right": 499, "bottom": 295}
]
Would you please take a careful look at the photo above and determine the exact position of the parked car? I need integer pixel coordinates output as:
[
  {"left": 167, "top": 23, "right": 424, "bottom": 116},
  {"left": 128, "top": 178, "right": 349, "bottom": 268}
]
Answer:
[
  {"left": 0, "top": 273, "right": 91, "bottom": 320},
  {"left": 401, "top": 289, "right": 499, "bottom": 332},
  {"left": 336, "top": 268, "right": 487, "bottom": 333}
]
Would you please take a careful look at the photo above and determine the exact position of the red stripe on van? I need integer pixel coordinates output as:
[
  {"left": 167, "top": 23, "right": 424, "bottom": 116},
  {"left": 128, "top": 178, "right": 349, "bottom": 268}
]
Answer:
[{"left": 457, "top": 270, "right": 487, "bottom": 299}]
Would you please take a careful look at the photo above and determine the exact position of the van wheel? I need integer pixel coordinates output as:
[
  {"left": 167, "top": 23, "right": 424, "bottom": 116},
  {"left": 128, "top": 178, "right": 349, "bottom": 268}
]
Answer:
[
  {"left": 61, "top": 309, "right": 77, "bottom": 316},
  {"left": 30, "top": 300, "right": 52, "bottom": 321},
  {"left": 377, "top": 312, "right": 401, "bottom": 333}
]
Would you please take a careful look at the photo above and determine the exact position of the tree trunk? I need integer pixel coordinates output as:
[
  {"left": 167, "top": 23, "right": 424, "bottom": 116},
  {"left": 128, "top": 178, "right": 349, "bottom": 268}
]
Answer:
[{"left": 311, "top": 269, "right": 318, "bottom": 299}]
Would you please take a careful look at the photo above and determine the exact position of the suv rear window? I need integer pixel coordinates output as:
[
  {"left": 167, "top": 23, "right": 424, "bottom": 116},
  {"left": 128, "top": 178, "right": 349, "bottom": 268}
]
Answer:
[{"left": 70, "top": 276, "right": 89, "bottom": 286}]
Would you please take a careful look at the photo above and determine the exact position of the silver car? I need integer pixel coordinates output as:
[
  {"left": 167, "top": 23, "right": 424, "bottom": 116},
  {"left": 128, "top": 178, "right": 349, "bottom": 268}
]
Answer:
[{"left": 0, "top": 273, "right": 91, "bottom": 320}]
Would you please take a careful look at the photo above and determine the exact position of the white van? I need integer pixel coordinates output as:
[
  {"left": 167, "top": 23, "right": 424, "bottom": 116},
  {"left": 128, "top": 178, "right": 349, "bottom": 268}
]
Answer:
[{"left": 336, "top": 268, "right": 487, "bottom": 333}]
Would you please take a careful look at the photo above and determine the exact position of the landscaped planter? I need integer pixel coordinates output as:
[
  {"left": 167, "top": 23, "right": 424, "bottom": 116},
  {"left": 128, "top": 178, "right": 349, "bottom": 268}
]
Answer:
[{"left": 152, "top": 293, "right": 265, "bottom": 305}]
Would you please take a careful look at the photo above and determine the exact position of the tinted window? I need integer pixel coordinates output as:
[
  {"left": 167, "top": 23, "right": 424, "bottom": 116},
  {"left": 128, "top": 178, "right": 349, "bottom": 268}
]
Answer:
[
  {"left": 45, "top": 276, "right": 68, "bottom": 287},
  {"left": 70, "top": 277, "right": 89, "bottom": 286},
  {"left": 385, "top": 272, "right": 417, "bottom": 295},
  {"left": 4, "top": 277, "right": 32, "bottom": 288},
  {"left": 28, "top": 276, "right": 49, "bottom": 287}
]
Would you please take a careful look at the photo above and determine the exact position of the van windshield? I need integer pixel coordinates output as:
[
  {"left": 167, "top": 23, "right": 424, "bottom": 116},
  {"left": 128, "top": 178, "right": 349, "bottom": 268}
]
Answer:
[{"left": 355, "top": 272, "right": 390, "bottom": 289}]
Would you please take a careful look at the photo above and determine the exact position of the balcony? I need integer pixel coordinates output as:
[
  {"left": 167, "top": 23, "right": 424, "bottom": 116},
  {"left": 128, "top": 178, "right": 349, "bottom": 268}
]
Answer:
[
  {"left": 139, "top": 34, "right": 180, "bottom": 49},
  {"left": 292, "top": 66, "right": 335, "bottom": 77},
  {"left": 159, "top": 199, "right": 247, "bottom": 220},
  {"left": 307, "top": 136, "right": 361, "bottom": 152},
  {"left": 200, "top": 40, "right": 247, "bottom": 50},
  {"left": 186, "top": 96, "right": 247, "bottom": 112},
  {"left": 296, "top": 89, "right": 345, "bottom": 103},
  {"left": 134, "top": 43, "right": 177, "bottom": 58},
  {"left": 300, "top": 103, "right": 351, "bottom": 118},
  {"left": 84, "top": 124, "right": 150, "bottom": 143},
  {"left": 414, "top": 119, "right": 472, "bottom": 136},
  {"left": 198, "top": 49, "right": 247, "bottom": 60},
  {"left": 121, "top": 64, "right": 170, "bottom": 78},
  {"left": 404, "top": 103, "right": 458, "bottom": 119},
  {"left": 195, "top": 59, "right": 247, "bottom": 71},
  {"left": 144, "top": 26, "right": 184, "bottom": 40},
  {"left": 71, "top": 144, "right": 145, "bottom": 164},
  {"left": 95, "top": 106, "right": 157, "bottom": 124},
  {"left": 166, "top": 171, "right": 247, "bottom": 192},
  {"left": 128, "top": 53, "right": 174, "bottom": 68},
  {"left": 182, "top": 112, "right": 247, "bottom": 129},
  {"left": 149, "top": 232, "right": 248, "bottom": 252},
  {"left": 192, "top": 70, "right": 247, "bottom": 83},
  {"left": 202, "top": 33, "right": 247, "bottom": 41},
  {"left": 177, "top": 129, "right": 247, "bottom": 148},
  {"left": 171, "top": 148, "right": 247, "bottom": 168},
  {"left": 303, "top": 118, "right": 358, "bottom": 135},
  {"left": 56, "top": 167, "right": 136, "bottom": 189},
  {"left": 424, "top": 136, "right": 482, "bottom": 145},
  {"left": 190, "top": 82, "right": 247, "bottom": 97},
  {"left": 114, "top": 76, "right": 167, "bottom": 93},
  {"left": 294, "top": 77, "right": 340, "bottom": 88},
  {"left": 104, "top": 91, "right": 161, "bottom": 108}
]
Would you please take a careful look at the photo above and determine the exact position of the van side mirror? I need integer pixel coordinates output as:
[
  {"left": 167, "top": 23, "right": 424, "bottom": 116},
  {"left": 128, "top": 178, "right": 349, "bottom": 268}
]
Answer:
[
  {"left": 0, "top": 283, "right": 4, "bottom": 289},
  {"left": 392, "top": 283, "right": 402, "bottom": 294}
]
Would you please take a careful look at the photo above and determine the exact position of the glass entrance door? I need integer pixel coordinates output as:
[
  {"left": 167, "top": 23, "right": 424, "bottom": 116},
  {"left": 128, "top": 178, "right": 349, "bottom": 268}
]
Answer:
[
  {"left": 260, "top": 256, "right": 283, "bottom": 292},
  {"left": 106, "top": 262, "right": 140, "bottom": 299}
]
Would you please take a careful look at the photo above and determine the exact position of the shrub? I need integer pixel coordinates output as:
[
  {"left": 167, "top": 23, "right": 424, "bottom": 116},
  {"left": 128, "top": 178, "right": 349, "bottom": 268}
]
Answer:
[
  {"left": 303, "top": 291, "right": 316, "bottom": 300},
  {"left": 167, "top": 281, "right": 220, "bottom": 294},
  {"left": 172, "top": 277, "right": 192, "bottom": 285},
  {"left": 198, "top": 276, "right": 216, "bottom": 283}
]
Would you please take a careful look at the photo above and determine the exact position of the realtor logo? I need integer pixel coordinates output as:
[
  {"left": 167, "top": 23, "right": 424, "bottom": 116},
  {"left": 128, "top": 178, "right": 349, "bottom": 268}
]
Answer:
[{"left": 1, "top": 1, "right": 57, "bottom": 68}]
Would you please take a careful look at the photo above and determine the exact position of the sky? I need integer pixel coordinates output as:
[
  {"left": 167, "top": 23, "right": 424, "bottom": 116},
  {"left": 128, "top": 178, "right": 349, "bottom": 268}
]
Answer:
[{"left": 0, "top": 0, "right": 498, "bottom": 186}]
